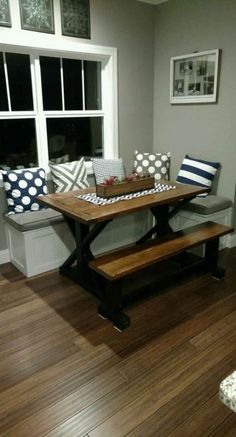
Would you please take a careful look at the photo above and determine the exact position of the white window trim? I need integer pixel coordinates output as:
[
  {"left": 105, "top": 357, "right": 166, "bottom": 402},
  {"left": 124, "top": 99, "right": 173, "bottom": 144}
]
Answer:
[{"left": 0, "top": 34, "right": 118, "bottom": 181}]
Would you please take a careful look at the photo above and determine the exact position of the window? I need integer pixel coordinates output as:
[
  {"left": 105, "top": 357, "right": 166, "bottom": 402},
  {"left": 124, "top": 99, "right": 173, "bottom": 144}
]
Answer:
[
  {"left": 0, "top": 51, "right": 37, "bottom": 170},
  {"left": 0, "top": 52, "right": 33, "bottom": 111},
  {"left": 0, "top": 119, "right": 37, "bottom": 169},
  {"left": 47, "top": 117, "right": 103, "bottom": 162},
  {"left": 0, "top": 43, "right": 117, "bottom": 172}
]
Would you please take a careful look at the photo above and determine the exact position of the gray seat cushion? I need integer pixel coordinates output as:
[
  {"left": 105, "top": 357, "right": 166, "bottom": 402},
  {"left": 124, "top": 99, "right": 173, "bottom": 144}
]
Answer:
[
  {"left": 184, "top": 195, "right": 232, "bottom": 215},
  {"left": 4, "top": 208, "right": 64, "bottom": 232}
]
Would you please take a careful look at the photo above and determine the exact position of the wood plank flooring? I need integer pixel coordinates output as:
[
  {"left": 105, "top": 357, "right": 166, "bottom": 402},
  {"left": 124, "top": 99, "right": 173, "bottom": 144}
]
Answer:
[{"left": 0, "top": 248, "right": 236, "bottom": 436}]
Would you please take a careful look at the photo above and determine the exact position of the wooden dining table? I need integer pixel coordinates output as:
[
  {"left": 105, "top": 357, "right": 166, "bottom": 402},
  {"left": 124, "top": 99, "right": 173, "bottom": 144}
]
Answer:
[
  {"left": 38, "top": 180, "right": 226, "bottom": 329},
  {"left": 38, "top": 181, "right": 209, "bottom": 272},
  {"left": 39, "top": 180, "right": 208, "bottom": 227}
]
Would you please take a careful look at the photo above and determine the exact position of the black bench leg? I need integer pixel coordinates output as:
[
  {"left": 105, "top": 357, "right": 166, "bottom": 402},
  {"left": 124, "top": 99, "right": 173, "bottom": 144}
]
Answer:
[
  {"left": 98, "top": 281, "right": 130, "bottom": 331},
  {"left": 205, "top": 238, "right": 225, "bottom": 280}
]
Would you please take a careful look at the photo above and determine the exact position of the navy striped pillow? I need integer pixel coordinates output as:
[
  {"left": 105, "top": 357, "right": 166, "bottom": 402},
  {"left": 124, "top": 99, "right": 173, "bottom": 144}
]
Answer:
[{"left": 177, "top": 155, "right": 220, "bottom": 196}]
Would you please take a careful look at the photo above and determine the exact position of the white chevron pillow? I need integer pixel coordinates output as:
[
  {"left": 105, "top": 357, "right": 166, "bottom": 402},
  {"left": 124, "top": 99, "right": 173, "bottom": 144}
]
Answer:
[{"left": 49, "top": 158, "right": 89, "bottom": 193}]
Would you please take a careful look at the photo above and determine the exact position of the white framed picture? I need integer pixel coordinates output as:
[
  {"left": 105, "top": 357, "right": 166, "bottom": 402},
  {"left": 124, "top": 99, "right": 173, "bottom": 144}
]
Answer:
[{"left": 170, "top": 49, "right": 220, "bottom": 104}]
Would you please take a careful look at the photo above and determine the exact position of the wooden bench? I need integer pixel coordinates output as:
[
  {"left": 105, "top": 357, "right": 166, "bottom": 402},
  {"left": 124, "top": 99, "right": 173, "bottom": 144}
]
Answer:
[{"left": 89, "top": 221, "right": 233, "bottom": 330}]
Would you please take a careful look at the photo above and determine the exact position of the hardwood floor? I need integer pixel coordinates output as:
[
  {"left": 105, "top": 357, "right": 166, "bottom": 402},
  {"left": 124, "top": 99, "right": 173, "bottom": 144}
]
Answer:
[{"left": 0, "top": 248, "right": 236, "bottom": 436}]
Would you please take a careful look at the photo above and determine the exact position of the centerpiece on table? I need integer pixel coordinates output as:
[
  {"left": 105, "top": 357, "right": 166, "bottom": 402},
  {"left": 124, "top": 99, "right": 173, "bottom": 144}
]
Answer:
[{"left": 96, "top": 172, "right": 155, "bottom": 198}]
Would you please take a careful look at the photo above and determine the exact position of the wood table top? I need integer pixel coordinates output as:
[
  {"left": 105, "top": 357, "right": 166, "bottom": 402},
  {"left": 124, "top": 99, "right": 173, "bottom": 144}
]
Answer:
[{"left": 38, "top": 181, "right": 209, "bottom": 224}]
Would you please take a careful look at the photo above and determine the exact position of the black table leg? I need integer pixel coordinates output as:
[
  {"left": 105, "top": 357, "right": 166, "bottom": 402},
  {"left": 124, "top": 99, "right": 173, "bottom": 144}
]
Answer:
[
  {"left": 168, "top": 196, "right": 196, "bottom": 220},
  {"left": 61, "top": 219, "right": 111, "bottom": 270},
  {"left": 137, "top": 204, "right": 172, "bottom": 244},
  {"left": 60, "top": 218, "right": 114, "bottom": 302},
  {"left": 151, "top": 204, "right": 172, "bottom": 237},
  {"left": 205, "top": 238, "right": 225, "bottom": 279},
  {"left": 98, "top": 280, "right": 130, "bottom": 331}
]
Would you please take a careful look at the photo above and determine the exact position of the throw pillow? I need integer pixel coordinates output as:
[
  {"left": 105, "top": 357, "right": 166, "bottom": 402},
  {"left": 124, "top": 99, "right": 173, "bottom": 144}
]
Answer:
[
  {"left": 49, "top": 158, "right": 89, "bottom": 193},
  {"left": 92, "top": 158, "right": 126, "bottom": 184},
  {"left": 176, "top": 154, "right": 220, "bottom": 195},
  {"left": 1, "top": 168, "right": 48, "bottom": 215},
  {"left": 134, "top": 150, "right": 171, "bottom": 181}
]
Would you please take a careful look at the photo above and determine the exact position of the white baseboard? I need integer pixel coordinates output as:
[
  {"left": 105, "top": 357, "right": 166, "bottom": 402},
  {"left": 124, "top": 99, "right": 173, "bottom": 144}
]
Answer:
[{"left": 0, "top": 249, "right": 10, "bottom": 265}]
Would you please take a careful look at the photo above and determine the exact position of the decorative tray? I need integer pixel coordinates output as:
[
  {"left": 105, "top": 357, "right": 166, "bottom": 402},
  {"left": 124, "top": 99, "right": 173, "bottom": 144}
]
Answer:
[{"left": 96, "top": 176, "right": 155, "bottom": 198}]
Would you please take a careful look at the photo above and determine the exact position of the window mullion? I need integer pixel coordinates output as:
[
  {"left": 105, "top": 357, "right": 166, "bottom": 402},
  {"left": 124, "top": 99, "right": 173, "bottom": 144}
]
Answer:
[
  {"left": 44, "top": 110, "right": 104, "bottom": 117},
  {"left": 3, "top": 52, "right": 11, "bottom": 111},
  {"left": 60, "top": 58, "right": 65, "bottom": 110},
  {"left": 34, "top": 55, "right": 49, "bottom": 169},
  {"left": 30, "top": 54, "right": 38, "bottom": 112},
  {"left": 81, "top": 60, "right": 85, "bottom": 110}
]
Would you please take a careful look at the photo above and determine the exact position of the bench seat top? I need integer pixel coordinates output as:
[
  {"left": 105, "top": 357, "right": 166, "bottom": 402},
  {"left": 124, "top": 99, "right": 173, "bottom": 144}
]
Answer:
[
  {"left": 4, "top": 208, "right": 64, "bottom": 232},
  {"left": 183, "top": 195, "right": 232, "bottom": 215},
  {"left": 89, "top": 222, "right": 233, "bottom": 281}
]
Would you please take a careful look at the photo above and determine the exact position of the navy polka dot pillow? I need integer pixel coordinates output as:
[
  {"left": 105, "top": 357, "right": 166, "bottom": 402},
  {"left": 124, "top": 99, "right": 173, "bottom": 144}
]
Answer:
[{"left": 2, "top": 168, "right": 48, "bottom": 215}]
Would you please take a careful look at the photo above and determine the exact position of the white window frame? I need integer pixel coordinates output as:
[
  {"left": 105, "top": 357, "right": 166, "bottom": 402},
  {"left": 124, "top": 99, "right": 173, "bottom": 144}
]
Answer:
[{"left": 0, "top": 35, "right": 118, "bottom": 177}]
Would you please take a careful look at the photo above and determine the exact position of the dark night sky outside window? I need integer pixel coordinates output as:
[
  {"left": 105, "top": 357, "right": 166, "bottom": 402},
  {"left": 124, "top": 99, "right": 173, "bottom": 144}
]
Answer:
[
  {"left": 0, "top": 119, "right": 38, "bottom": 168},
  {"left": 6, "top": 53, "right": 33, "bottom": 111},
  {"left": 47, "top": 117, "right": 103, "bottom": 161},
  {"left": 40, "top": 56, "right": 62, "bottom": 110},
  {"left": 63, "top": 58, "right": 83, "bottom": 110},
  {"left": 0, "top": 53, "right": 8, "bottom": 111},
  {"left": 84, "top": 61, "right": 102, "bottom": 110}
]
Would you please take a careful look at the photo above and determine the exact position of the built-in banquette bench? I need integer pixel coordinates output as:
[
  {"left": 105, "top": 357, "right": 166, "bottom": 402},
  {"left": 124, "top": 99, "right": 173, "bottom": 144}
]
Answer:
[
  {"left": 4, "top": 208, "right": 75, "bottom": 277},
  {"left": 170, "top": 194, "right": 233, "bottom": 253},
  {"left": 0, "top": 176, "right": 75, "bottom": 277}
]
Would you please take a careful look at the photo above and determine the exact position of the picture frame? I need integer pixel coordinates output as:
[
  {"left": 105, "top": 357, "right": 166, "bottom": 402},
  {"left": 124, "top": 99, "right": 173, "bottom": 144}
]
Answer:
[
  {"left": 19, "top": 0, "right": 54, "bottom": 34},
  {"left": 0, "top": 0, "right": 11, "bottom": 27},
  {"left": 170, "top": 49, "right": 220, "bottom": 104},
  {"left": 60, "top": 0, "right": 90, "bottom": 39}
]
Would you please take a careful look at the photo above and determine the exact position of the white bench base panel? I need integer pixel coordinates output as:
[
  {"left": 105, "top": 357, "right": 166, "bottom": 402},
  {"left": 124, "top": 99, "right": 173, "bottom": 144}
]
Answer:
[
  {"left": 4, "top": 211, "right": 149, "bottom": 278},
  {"left": 5, "top": 222, "right": 75, "bottom": 278},
  {"left": 170, "top": 207, "right": 233, "bottom": 255}
]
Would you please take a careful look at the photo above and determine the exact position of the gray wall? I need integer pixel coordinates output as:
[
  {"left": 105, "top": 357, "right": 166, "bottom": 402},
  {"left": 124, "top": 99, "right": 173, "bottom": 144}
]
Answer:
[
  {"left": 0, "top": 0, "right": 155, "bottom": 253},
  {"left": 153, "top": 0, "right": 236, "bottom": 204},
  {"left": 90, "top": 0, "right": 155, "bottom": 171}
]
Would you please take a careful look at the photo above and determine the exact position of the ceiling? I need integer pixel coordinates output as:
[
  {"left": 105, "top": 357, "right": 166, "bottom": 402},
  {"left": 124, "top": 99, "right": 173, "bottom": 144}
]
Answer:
[{"left": 137, "top": 0, "right": 169, "bottom": 5}]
